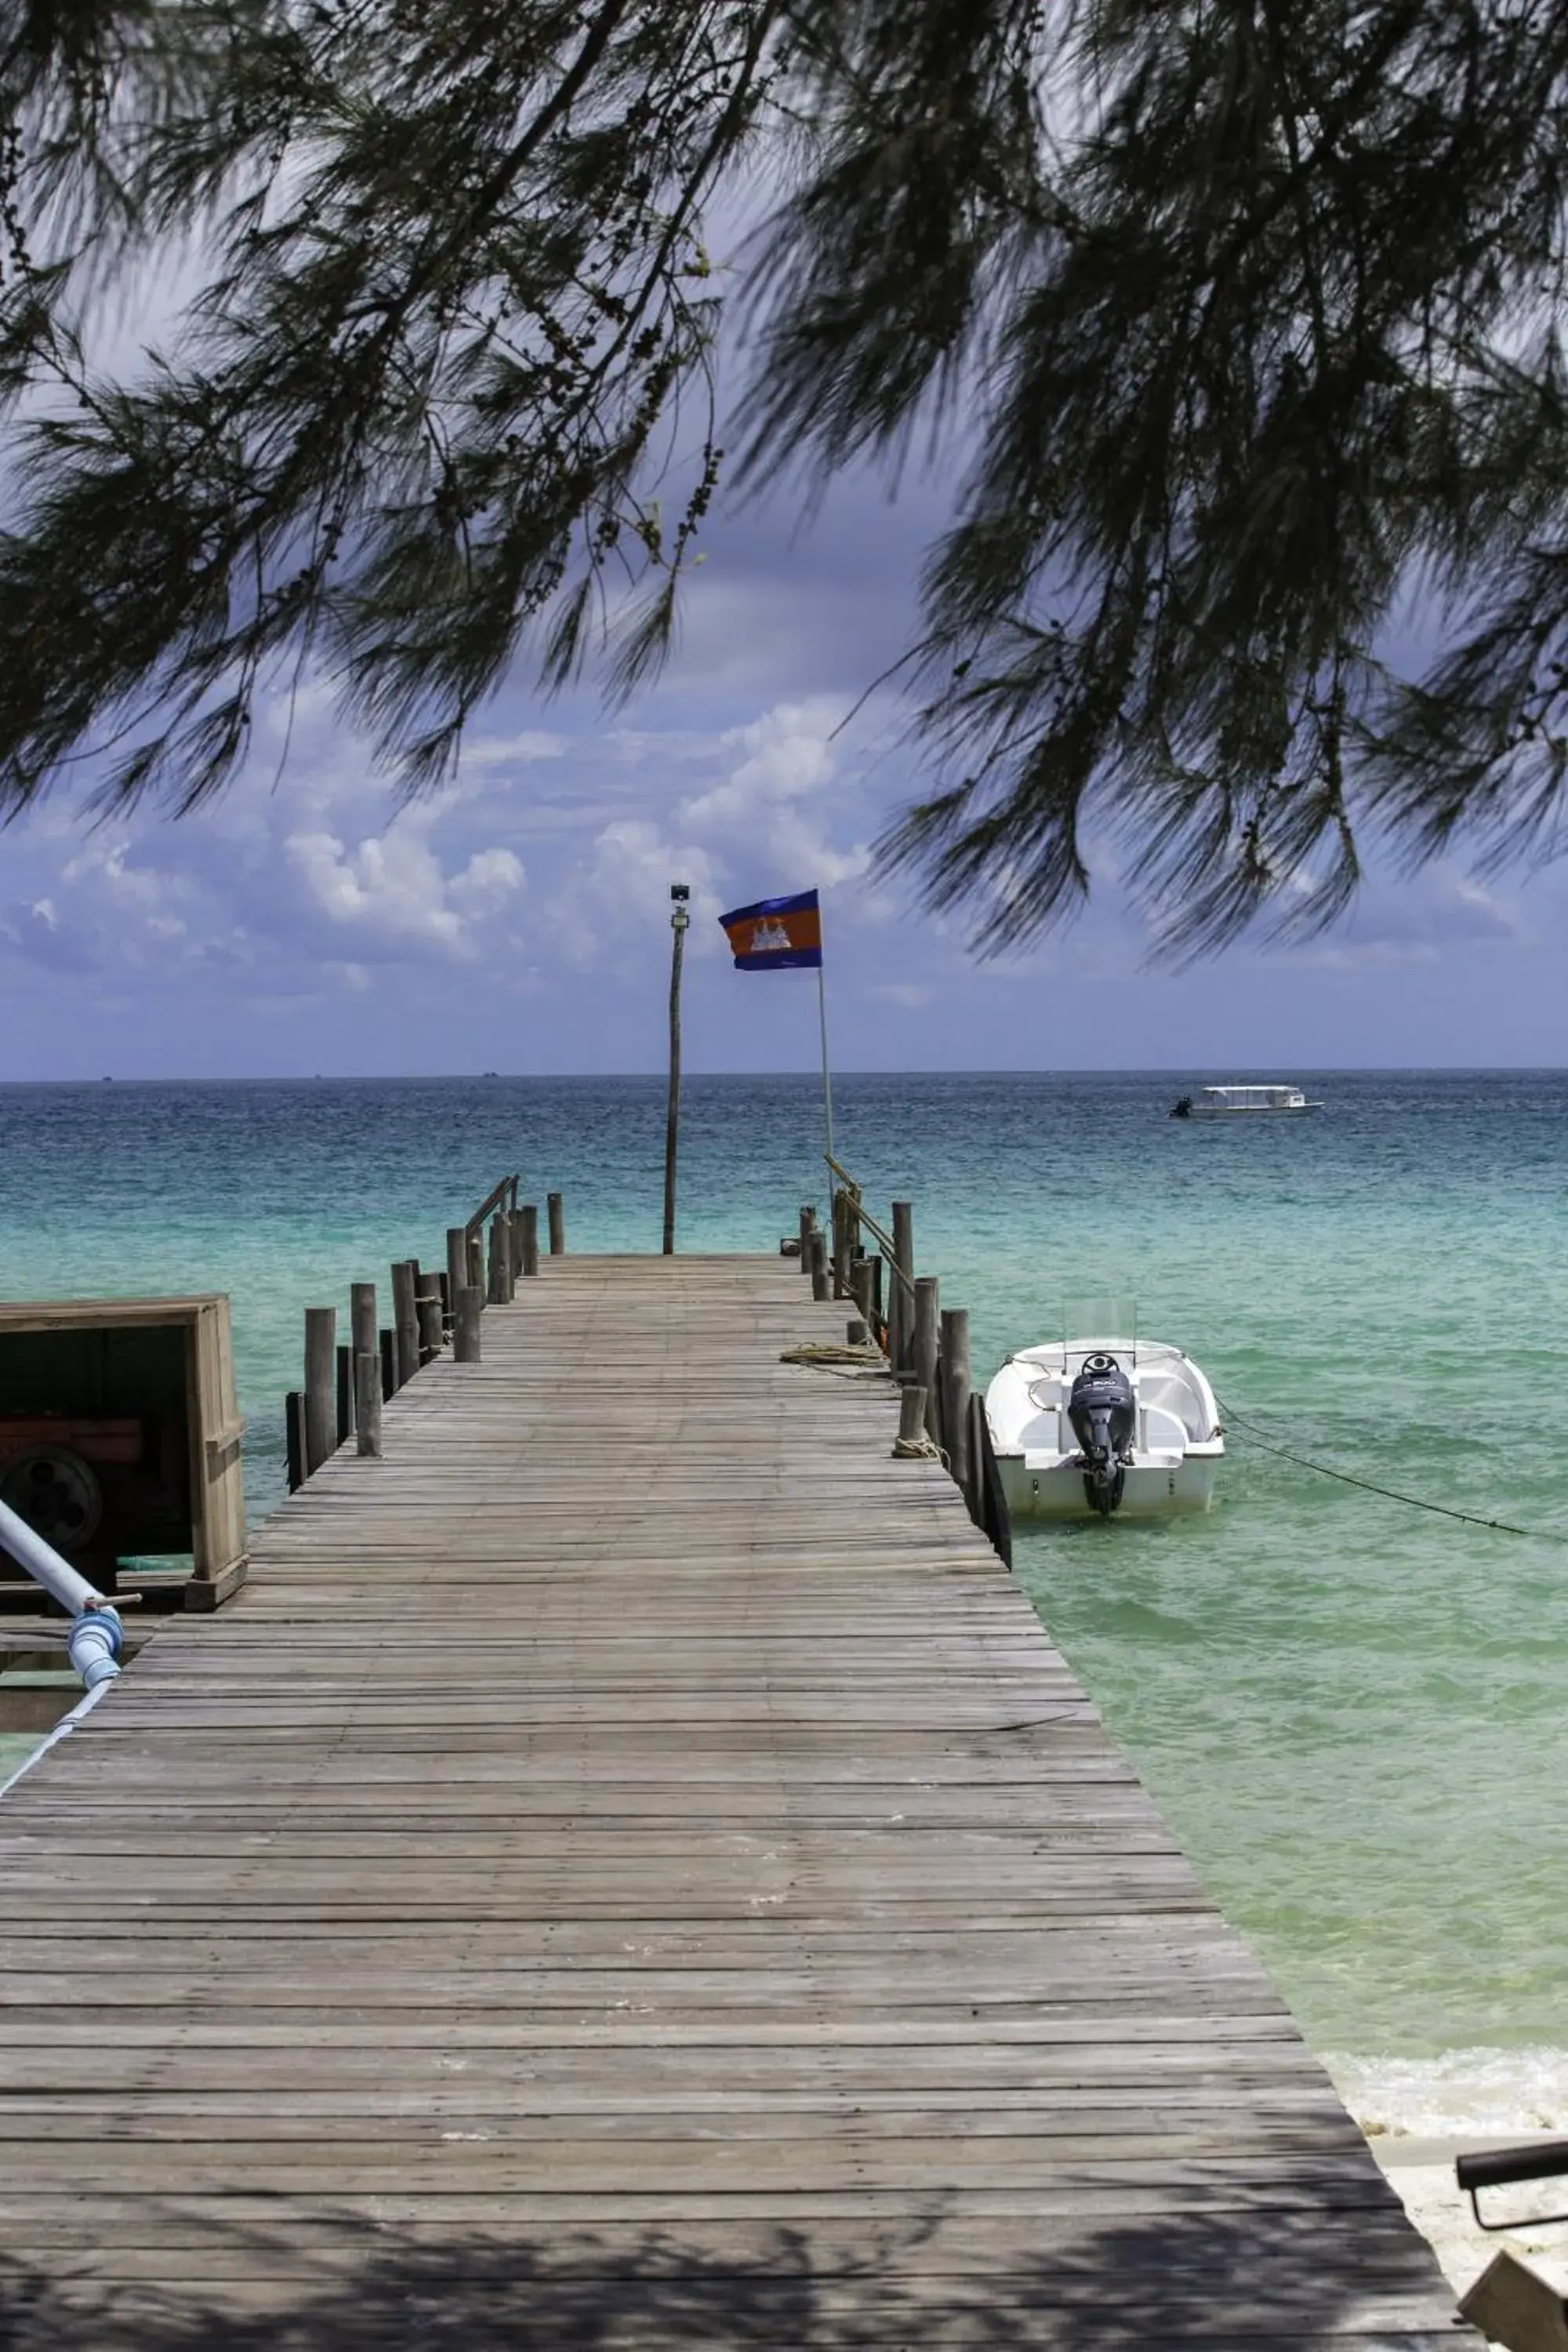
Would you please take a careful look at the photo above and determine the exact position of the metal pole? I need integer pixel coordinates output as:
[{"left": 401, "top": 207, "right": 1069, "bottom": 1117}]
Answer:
[
  {"left": 662, "top": 883, "right": 691, "bottom": 1256},
  {"left": 816, "top": 949, "right": 835, "bottom": 1205}
]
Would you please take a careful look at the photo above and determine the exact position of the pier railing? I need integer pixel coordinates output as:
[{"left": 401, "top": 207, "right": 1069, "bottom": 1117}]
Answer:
[
  {"left": 284, "top": 1174, "right": 568, "bottom": 1491},
  {"left": 803, "top": 1159, "right": 1011, "bottom": 1567}
]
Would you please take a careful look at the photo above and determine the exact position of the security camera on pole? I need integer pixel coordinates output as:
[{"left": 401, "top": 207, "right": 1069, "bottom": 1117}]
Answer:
[{"left": 662, "top": 884, "right": 691, "bottom": 1256}]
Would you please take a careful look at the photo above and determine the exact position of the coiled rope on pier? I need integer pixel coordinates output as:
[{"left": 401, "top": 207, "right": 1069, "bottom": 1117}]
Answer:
[
  {"left": 891, "top": 1431, "right": 946, "bottom": 1465},
  {"left": 779, "top": 1340, "right": 887, "bottom": 1381}
]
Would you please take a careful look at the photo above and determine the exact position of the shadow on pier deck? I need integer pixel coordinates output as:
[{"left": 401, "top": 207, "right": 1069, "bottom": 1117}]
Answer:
[{"left": 0, "top": 1255, "right": 1472, "bottom": 2347}]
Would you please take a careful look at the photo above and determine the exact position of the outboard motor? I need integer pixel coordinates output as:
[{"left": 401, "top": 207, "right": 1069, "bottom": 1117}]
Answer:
[{"left": 1067, "top": 1352, "right": 1136, "bottom": 1516}]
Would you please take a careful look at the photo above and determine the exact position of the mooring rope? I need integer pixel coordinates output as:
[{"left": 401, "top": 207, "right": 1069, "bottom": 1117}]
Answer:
[
  {"left": 891, "top": 1432, "right": 946, "bottom": 1465},
  {"left": 779, "top": 1341, "right": 887, "bottom": 1377},
  {"left": 1217, "top": 1396, "right": 1566, "bottom": 1543}
]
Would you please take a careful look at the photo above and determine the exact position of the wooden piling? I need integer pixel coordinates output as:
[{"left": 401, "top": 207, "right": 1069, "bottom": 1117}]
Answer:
[
  {"left": 940, "top": 1306, "right": 972, "bottom": 1503},
  {"left": 284, "top": 1390, "right": 305, "bottom": 1493},
  {"left": 897, "top": 1382, "right": 928, "bottom": 1450},
  {"left": 454, "top": 1284, "right": 483, "bottom": 1362},
  {"left": 445, "top": 1229, "right": 468, "bottom": 1334},
  {"left": 798, "top": 1205, "right": 817, "bottom": 1272},
  {"left": 303, "top": 1306, "right": 336, "bottom": 1476},
  {"left": 416, "top": 1276, "right": 444, "bottom": 1363},
  {"left": 913, "top": 1276, "right": 940, "bottom": 1444},
  {"left": 891, "top": 1200, "right": 913, "bottom": 1372},
  {"left": 354, "top": 1352, "right": 383, "bottom": 1457},
  {"left": 831, "top": 1189, "right": 853, "bottom": 1298},
  {"left": 520, "top": 1203, "right": 540, "bottom": 1276},
  {"left": 548, "top": 1191, "right": 565, "bottom": 1255},
  {"left": 850, "top": 1258, "right": 876, "bottom": 1338},
  {"left": 847, "top": 1318, "right": 869, "bottom": 1347},
  {"left": 351, "top": 1282, "right": 378, "bottom": 1377},
  {"left": 390, "top": 1260, "right": 419, "bottom": 1389},
  {"left": 379, "top": 1327, "right": 396, "bottom": 1403},
  {"left": 335, "top": 1343, "right": 354, "bottom": 1445},
  {"left": 487, "top": 1214, "right": 508, "bottom": 1305},
  {"left": 809, "top": 1230, "right": 830, "bottom": 1303},
  {"left": 466, "top": 1231, "right": 484, "bottom": 1294},
  {"left": 971, "top": 1390, "right": 1011, "bottom": 1566}
]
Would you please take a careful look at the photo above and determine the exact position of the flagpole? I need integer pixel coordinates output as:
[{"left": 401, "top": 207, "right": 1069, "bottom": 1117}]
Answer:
[
  {"left": 662, "top": 883, "right": 690, "bottom": 1255},
  {"left": 816, "top": 906, "right": 835, "bottom": 1196}
]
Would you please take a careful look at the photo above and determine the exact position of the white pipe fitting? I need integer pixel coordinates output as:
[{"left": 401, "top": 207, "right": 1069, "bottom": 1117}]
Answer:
[{"left": 66, "top": 1607, "right": 124, "bottom": 1690}]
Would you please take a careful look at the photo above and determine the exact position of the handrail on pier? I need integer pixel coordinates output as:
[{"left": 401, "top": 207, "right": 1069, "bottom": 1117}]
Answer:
[
  {"left": 825, "top": 1154, "right": 913, "bottom": 1298},
  {"left": 811, "top": 1156, "right": 1011, "bottom": 1570},
  {"left": 463, "top": 1172, "right": 520, "bottom": 1239}
]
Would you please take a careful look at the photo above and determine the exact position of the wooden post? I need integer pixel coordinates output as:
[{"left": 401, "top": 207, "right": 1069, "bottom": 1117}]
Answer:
[
  {"left": 336, "top": 1343, "right": 354, "bottom": 1444},
  {"left": 913, "top": 1276, "right": 940, "bottom": 1444},
  {"left": 391, "top": 1259, "right": 419, "bottom": 1388},
  {"left": 520, "top": 1203, "right": 540, "bottom": 1276},
  {"left": 798, "top": 1205, "right": 817, "bottom": 1272},
  {"left": 487, "top": 1214, "right": 510, "bottom": 1304},
  {"left": 351, "top": 1281, "right": 378, "bottom": 1376},
  {"left": 445, "top": 1229, "right": 468, "bottom": 1334},
  {"left": 454, "top": 1285, "right": 483, "bottom": 1362},
  {"left": 500, "top": 1214, "right": 517, "bottom": 1298},
  {"left": 416, "top": 1276, "right": 443, "bottom": 1362},
  {"left": 662, "top": 884, "right": 690, "bottom": 1254},
  {"left": 466, "top": 1231, "right": 484, "bottom": 1294},
  {"left": 898, "top": 1384, "right": 928, "bottom": 1450},
  {"left": 891, "top": 1200, "right": 914, "bottom": 1372},
  {"left": 509, "top": 1200, "right": 524, "bottom": 1276},
  {"left": 850, "top": 1258, "right": 875, "bottom": 1335},
  {"left": 379, "top": 1327, "right": 397, "bottom": 1403},
  {"left": 809, "top": 1231, "right": 830, "bottom": 1304},
  {"left": 831, "top": 1189, "right": 853, "bottom": 1298},
  {"left": 971, "top": 1391, "right": 1011, "bottom": 1565},
  {"left": 940, "top": 1307, "right": 972, "bottom": 1502},
  {"left": 355, "top": 1353, "right": 383, "bottom": 1457},
  {"left": 547, "top": 1191, "right": 565, "bottom": 1255},
  {"left": 285, "top": 1391, "right": 305, "bottom": 1492},
  {"left": 847, "top": 1318, "right": 869, "bottom": 1346},
  {"left": 303, "top": 1306, "right": 336, "bottom": 1475}
]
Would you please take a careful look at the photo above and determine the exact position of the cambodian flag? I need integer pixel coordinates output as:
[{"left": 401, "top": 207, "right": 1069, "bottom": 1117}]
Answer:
[{"left": 718, "top": 889, "right": 822, "bottom": 971}]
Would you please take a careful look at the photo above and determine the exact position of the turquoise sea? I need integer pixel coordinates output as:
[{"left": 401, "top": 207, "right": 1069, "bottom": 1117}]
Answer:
[{"left": 2, "top": 1070, "right": 1566, "bottom": 2129}]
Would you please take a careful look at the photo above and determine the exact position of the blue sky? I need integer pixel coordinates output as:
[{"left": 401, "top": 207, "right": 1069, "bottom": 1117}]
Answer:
[{"left": 2, "top": 456, "right": 1565, "bottom": 1079}]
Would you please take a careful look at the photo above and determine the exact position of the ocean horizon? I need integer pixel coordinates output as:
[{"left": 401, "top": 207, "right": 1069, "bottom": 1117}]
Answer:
[{"left": 4, "top": 1065, "right": 1567, "bottom": 2176}]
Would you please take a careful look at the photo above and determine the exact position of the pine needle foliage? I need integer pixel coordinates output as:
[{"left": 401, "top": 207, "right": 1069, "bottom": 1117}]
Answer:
[{"left": 5, "top": 0, "right": 1568, "bottom": 949}]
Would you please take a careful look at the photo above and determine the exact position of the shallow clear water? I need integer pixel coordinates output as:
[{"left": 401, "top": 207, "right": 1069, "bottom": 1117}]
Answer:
[{"left": 2, "top": 1070, "right": 1566, "bottom": 2115}]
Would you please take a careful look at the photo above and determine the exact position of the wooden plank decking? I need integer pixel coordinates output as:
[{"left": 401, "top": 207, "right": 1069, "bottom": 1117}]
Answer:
[{"left": 0, "top": 1254, "right": 1469, "bottom": 2347}]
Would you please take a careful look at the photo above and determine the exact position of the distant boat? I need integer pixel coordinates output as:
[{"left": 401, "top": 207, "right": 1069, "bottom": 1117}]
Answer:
[
  {"left": 985, "top": 1338, "right": 1224, "bottom": 1519},
  {"left": 1170, "top": 1083, "right": 1323, "bottom": 1118}
]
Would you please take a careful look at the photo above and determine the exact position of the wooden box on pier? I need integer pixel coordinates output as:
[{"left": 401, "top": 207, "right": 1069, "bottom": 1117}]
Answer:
[{"left": 0, "top": 1295, "right": 247, "bottom": 1612}]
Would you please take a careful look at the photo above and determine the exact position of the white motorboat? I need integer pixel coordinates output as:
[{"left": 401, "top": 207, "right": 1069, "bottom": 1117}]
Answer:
[
  {"left": 985, "top": 1337, "right": 1224, "bottom": 1520},
  {"left": 1171, "top": 1083, "right": 1323, "bottom": 1117}
]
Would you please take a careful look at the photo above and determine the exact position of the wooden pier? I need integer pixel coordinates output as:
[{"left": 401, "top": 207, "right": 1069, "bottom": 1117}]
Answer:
[{"left": 0, "top": 1251, "right": 1471, "bottom": 2347}]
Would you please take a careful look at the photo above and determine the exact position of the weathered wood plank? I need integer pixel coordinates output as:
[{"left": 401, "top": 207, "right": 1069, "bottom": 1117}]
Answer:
[{"left": 0, "top": 1253, "right": 1470, "bottom": 2349}]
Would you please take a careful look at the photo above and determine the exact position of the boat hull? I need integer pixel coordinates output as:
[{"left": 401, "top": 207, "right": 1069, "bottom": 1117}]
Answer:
[{"left": 998, "top": 1453, "right": 1219, "bottom": 1520}]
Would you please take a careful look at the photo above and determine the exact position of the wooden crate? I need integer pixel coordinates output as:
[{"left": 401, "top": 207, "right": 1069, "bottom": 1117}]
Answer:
[{"left": 0, "top": 1296, "right": 247, "bottom": 1610}]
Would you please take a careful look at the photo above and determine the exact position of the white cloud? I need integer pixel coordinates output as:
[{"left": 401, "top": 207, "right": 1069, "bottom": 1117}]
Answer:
[
  {"left": 285, "top": 826, "right": 524, "bottom": 961},
  {"left": 450, "top": 847, "right": 527, "bottom": 914},
  {"left": 675, "top": 699, "right": 877, "bottom": 895}
]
